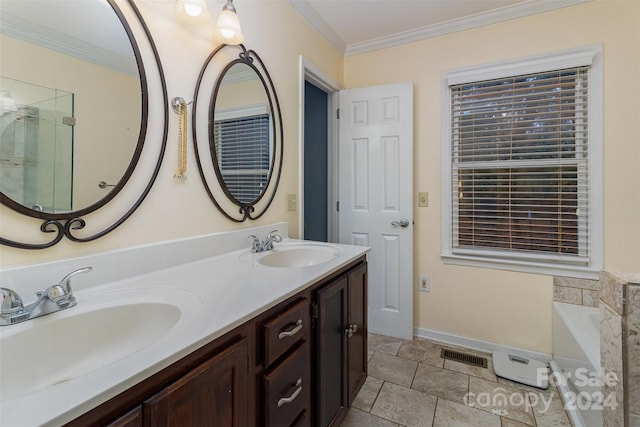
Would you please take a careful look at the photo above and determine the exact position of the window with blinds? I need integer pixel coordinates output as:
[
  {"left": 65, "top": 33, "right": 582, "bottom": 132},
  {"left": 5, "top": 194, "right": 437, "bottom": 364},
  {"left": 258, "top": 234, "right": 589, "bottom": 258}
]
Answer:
[
  {"left": 450, "top": 66, "right": 590, "bottom": 264},
  {"left": 213, "top": 113, "right": 271, "bottom": 204}
]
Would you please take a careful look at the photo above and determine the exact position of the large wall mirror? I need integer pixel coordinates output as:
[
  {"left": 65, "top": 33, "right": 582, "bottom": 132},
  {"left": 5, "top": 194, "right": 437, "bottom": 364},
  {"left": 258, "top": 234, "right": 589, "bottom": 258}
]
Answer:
[
  {"left": 0, "top": 0, "right": 168, "bottom": 249},
  {"left": 193, "top": 45, "right": 283, "bottom": 222}
]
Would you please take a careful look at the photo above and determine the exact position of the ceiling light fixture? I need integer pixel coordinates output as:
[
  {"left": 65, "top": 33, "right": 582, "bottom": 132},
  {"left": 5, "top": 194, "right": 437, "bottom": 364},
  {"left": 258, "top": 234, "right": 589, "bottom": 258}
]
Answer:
[
  {"left": 175, "top": 0, "right": 210, "bottom": 23},
  {"left": 213, "top": 0, "right": 244, "bottom": 45}
]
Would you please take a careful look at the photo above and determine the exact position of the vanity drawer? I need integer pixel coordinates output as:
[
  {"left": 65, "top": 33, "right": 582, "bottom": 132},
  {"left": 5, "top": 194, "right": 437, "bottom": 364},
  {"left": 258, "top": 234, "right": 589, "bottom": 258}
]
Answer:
[
  {"left": 263, "top": 298, "right": 309, "bottom": 366},
  {"left": 263, "top": 340, "right": 310, "bottom": 427}
]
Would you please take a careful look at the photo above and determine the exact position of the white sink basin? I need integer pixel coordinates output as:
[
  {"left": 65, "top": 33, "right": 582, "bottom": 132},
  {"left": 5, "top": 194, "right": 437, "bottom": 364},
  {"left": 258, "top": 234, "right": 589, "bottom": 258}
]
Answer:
[
  {"left": 0, "top": 288, "right": 197, "bottom": 400},
  {"left": 242, "top": 242, "right": 343, "bottom": 268}
]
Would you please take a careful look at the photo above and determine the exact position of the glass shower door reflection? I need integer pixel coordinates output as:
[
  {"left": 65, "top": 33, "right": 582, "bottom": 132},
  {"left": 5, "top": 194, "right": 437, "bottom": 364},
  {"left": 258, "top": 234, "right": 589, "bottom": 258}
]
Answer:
[{"left": 0, "top": 76, "right": 74, "bottom": 213}]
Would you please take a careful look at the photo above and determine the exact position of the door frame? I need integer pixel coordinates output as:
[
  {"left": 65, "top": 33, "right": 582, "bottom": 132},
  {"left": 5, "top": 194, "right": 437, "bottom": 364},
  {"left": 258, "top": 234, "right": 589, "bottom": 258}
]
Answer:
[{"left": 298, "top": 56, "right": 340, "bottom": 242}]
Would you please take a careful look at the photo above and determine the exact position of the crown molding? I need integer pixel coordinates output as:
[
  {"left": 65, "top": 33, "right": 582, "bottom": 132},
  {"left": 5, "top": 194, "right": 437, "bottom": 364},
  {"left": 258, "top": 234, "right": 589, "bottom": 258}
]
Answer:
[
  {"left": 288, "top": 0, "right": 346, "bottom": 54},
  {"left": 0, "top": 11, "right": 138, "bottom": 76},
  {"left": 346, "top": 0, "right": 592, "bottom": 56},
  {"left": 222, "top": 66, "right": 259, "bottom": 85},
  {"left": 290, "top": 0, "right": 592, "bottom": 57}
]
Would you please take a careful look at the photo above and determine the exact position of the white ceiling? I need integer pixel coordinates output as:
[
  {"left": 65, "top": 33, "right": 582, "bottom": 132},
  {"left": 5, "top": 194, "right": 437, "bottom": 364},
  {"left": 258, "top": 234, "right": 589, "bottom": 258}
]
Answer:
[{"left": 288, "top": 0, "right": 590, "bottom": 56}]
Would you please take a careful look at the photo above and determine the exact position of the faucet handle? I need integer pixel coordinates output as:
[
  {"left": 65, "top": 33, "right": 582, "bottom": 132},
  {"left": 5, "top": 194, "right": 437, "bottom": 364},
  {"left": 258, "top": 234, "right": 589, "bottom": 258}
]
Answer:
[
  {"left": 266, "top": 230, "right": 282, "bottom": 242},
  {"left": 0, "top": 288, "right": 24, "bottom": 316},
  {"left": 248, "top": 234, "right": 261, "bottom": 252},
  {"left": 55, "top": 267, "right": 93, "bottom": 295},
  {"left": 267, "top": 230, "right": 282, "bottom": 243}
]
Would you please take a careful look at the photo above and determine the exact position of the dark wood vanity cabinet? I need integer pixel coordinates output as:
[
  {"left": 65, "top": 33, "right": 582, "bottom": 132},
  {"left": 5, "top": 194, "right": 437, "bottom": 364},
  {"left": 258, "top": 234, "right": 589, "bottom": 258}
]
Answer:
[
  {"left": 141, "top": 338, "right": 249, "bottom": 427},
  {"left": 313, "top": 261, "right": 367, "bottom": 427},
  {"left": 67, "top": 328, "right": 251, "bottom": 427},
  {"left": 67, "top": 257, "right": 367, "bottom": 427}
]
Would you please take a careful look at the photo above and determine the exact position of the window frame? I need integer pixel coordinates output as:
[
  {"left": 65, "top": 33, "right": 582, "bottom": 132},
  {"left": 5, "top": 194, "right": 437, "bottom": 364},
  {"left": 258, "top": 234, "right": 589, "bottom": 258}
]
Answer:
[{"left": 441, "top": 45, "right": 603, "bottom": 279}]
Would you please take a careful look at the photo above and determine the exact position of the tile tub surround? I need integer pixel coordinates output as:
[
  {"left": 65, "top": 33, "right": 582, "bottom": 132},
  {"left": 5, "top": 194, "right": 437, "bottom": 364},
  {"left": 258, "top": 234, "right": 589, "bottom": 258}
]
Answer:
[
  {"left": 627, "top": 285, "right": 640, "bottom": 420},
  {"left": 599, "top": 270, "right": 640, "bottom": 427},
  {"left": 0, "top": 223, "right": 369, "bottom": 426},
  {"left": 341, "top": 333, "right": 572, "bottom": 427},
  {"left": 553, "top": 276, "right": 600, "bottom": 307}
]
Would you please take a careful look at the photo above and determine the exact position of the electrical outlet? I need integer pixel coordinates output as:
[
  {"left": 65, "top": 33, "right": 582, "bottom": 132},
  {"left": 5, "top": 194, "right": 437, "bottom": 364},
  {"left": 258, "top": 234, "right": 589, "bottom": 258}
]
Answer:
[
  {"left": 287, "top": 193, "right": 297, "bottom": 212},
  {"left": 418, "top": 275, "right": 430, "bottom": 292},
  {"left": 418, "top": 192, "right": 429, "bottom": 207}
]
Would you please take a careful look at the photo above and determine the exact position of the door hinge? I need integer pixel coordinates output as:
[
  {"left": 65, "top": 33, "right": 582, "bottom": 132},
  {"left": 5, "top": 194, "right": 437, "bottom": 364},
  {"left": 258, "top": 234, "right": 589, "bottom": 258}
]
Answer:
[
  {"left": 312, "top": 302, "right": 318, "bottom": 319},
  {"left": 336, "top": 108, "right": 340, "bottom": 119},
  {"left": 336, "top": 201, "right": 340, "bottom": 212}
]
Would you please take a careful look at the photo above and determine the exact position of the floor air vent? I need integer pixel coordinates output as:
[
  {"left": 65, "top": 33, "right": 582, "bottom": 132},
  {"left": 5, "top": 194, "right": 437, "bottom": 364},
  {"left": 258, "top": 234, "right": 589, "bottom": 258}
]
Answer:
[{"left": 441, "top": 349, "right": 488, "bottom": 368}]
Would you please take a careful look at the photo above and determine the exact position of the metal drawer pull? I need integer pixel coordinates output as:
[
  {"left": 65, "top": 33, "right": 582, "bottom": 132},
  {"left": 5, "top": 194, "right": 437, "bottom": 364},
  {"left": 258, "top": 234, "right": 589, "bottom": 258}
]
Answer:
[
  {"left": 278, "top": 319, "right": 303, "bottom": 339},
  {"left": 344, "top": 324, "right": 358, "bottom": 337},
  {"left": 277, "top": 378, "right": 303, "bottom": 407}
]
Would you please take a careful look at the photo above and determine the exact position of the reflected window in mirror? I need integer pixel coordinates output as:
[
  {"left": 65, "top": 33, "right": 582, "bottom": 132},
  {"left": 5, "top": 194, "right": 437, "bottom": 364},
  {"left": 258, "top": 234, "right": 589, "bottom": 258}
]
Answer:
[{"left": 213, "top": 105, "right": 272, "bottom": 204}]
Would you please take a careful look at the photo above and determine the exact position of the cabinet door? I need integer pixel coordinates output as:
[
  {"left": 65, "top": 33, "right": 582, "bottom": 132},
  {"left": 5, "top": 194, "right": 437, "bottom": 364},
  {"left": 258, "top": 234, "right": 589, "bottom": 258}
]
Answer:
[
  {"left": 347, "top": 263, "right": 367, "bottom": 404},
  {"left": 142, "top": 338, "right": 248, "bottom": 427},
  {"left": 315, "top": 276, "right": 348, "bottom": 427}
]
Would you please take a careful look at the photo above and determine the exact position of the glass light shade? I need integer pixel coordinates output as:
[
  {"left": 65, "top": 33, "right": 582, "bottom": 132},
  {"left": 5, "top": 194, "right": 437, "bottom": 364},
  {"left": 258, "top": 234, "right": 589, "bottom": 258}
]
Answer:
[
  {"left": 176, "top": 0, "right": 210, "bottom": 23},
  {"left": 213, "top": 9, "right": 244, "bottom": 45}
]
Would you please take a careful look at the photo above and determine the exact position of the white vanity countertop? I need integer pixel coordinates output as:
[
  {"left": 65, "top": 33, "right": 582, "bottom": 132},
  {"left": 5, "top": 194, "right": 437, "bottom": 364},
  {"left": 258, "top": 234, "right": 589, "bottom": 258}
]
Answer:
[{"left": 0, "top": 233, "right": 369, "bottom": 426}]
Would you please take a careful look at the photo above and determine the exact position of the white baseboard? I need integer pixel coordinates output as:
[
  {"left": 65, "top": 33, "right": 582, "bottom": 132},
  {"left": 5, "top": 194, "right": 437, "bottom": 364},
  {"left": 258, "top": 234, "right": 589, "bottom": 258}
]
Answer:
[{"left": 413, "top": 327, "right": 552, "bottom": 364}]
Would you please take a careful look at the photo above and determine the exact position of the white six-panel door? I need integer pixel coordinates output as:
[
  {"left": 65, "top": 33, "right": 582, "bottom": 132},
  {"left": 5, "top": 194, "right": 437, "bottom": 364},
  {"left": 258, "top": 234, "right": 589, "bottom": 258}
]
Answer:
[{"left": 338, "top": 82, "right": 414, "bottom": 340}]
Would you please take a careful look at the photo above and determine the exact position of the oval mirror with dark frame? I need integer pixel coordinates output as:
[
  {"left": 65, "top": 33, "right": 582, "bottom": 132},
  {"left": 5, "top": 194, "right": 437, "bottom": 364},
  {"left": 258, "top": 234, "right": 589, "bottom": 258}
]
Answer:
[
  {"left": 0, "top": 0, "right": 168, "bottom": 249},
  {"left": 193, "top": 45, "right": 283, "bottom": 222}
]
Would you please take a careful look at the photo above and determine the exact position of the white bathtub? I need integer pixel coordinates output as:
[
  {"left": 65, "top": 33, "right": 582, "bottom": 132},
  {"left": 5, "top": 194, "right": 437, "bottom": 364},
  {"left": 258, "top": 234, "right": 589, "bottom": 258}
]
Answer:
[{"left": 551, "top": 301, "right": 602, "bottom": 427}]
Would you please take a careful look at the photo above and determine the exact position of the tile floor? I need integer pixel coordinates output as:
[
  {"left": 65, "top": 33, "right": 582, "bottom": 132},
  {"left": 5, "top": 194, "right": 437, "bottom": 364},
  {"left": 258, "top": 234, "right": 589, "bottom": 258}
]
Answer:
[{"left": 340, "top": 334, "right": 572, "bottom": 427}]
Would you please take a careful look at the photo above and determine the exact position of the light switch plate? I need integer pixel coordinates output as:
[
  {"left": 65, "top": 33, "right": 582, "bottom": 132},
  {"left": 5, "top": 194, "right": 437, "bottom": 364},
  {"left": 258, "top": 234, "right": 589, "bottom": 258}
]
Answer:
[
  {"left": 418, "top": 192, "right": 429, "bottom": 207},
  {"left": 287, "top": 194, "right": 297, "bottom": 212},
  {"left": 418, "top": 275, "right": 430, "bottom": 292}
]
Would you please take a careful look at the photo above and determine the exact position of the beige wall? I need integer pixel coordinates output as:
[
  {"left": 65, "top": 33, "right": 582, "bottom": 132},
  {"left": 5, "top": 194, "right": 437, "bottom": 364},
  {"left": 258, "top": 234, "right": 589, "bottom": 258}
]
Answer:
[
  {"left": 216, "top": 78, "right": 267, "bottom": 111},
  {"left": 2, "top": 0, "right": 638, "bottom": 354},
  {"left": 0, "top": 0, "right": 344, "bottom": 266},
  {"left": 344, "top": 0, "right": 640, "bottom": 353}
]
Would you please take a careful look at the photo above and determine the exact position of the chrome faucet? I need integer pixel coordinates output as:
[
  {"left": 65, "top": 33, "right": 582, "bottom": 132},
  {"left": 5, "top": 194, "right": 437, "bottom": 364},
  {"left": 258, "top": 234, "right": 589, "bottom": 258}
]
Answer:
[
  {"left": 0, "top": 267, "right": 92, "bottom": 326},
  {"left": 248, "top": 230, "right": 282, "bottom": 253}
]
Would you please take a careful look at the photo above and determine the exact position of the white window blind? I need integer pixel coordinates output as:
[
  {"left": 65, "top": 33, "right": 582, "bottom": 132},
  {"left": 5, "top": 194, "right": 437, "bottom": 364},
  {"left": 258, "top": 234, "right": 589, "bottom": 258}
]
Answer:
[
  {"left": 450, "top": 66, "right": 590, "bottom": 264},
  {"left": 213, "top": 113, "right": 271, "bottom": 204}
]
